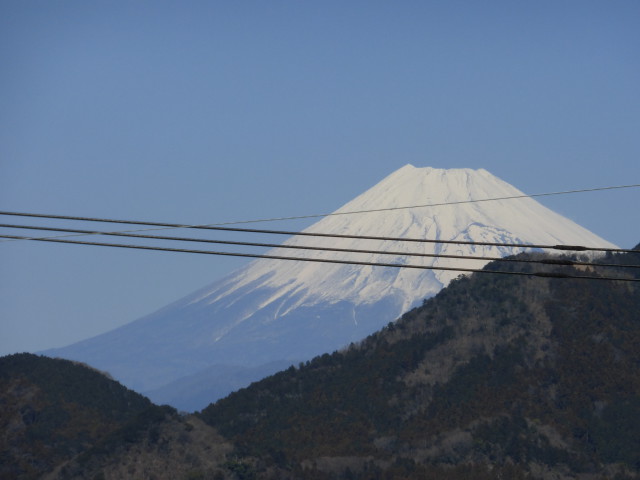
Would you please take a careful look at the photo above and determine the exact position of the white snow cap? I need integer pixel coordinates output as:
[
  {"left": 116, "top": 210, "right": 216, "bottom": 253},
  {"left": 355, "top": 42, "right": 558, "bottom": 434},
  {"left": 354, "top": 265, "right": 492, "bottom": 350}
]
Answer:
[{"left": 193, "top": 165, "right": 617, "bottom": 314}]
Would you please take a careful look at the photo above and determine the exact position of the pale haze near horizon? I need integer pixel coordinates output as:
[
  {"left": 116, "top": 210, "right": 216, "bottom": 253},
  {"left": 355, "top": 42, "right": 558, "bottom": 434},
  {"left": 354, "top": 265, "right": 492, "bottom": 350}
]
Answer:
[{"left": 1, "top": 1, "right": 638, "bottom": 356}]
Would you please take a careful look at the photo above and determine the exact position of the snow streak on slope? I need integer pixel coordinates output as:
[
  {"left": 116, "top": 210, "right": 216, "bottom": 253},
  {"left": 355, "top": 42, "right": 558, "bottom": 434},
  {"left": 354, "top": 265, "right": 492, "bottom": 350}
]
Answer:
[{"left": 43, "top": 165, "right": 618, "bottom": 404}]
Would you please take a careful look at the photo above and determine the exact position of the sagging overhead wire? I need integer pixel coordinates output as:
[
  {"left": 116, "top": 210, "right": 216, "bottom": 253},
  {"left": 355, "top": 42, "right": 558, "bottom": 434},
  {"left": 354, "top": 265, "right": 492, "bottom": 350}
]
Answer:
[
  {"left": 201, "top": 183, "right": 640, "bottom": 226},
  {"left": 2, "top": 223, "right": 639, "bottom": 271},
  {"left": 1, "top": 233, "right": 638, "bottom": 283},
  {"left": 3, "top": 180, "right": 638, "bottom": 230},
  {"left": 5, "top": 182, "right": 636, "bottom": 228},
  {"left": 0, "top": 211, "right": 636, "bottom": 254}
]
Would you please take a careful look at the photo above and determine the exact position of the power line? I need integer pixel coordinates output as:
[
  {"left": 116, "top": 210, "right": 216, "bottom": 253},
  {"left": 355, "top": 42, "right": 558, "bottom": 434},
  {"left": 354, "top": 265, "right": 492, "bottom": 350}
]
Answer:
[
  {"left": 3, "top": 223, "right": 638, "bottom": 270},
  {"left": 0, "top": 211, "right": 635, "bottom": 254},
  {"left": 6, "top": 183, "right": 634, "bottom": 232},
  {"left": 1, "top": 182, "right": 638, "bottom": 230},
  {"left": 1, "top": 233, "right": 637, "bottom": 283},
  {"left": 202, "top": 183, "right": 640, "bottom": 226}
]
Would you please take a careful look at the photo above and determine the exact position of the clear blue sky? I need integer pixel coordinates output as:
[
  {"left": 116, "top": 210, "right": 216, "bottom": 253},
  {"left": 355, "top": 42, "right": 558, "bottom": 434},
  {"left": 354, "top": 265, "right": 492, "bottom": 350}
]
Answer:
[{"left": 1, "top": 1, "right": 639, "bottom": 356}]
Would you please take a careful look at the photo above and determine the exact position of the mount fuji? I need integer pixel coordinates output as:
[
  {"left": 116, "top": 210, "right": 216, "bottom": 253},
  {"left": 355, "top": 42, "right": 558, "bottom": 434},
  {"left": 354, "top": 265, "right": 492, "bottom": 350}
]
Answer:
[{"left": 43, "top": 165, "right": 617, "bottom": 410}]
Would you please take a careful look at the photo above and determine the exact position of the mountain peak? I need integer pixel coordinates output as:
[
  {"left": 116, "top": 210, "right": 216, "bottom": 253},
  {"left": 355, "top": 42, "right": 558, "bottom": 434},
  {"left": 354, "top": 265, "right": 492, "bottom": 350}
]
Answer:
[
  {"left": 348, "top": 165, "right": 516, "bottom": 213},
  {"left": 44, "top": 166, "right": 617, "bottom": 407}
]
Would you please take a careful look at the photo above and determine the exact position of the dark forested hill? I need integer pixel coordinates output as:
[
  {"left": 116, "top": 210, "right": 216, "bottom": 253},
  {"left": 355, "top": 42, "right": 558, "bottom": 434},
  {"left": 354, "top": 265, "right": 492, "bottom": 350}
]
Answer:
[
  {"left": 4, "top": 249, "right": 639, "bottom": 480},
  {"left": 0, "top": 353, "right": 232, "bottom": 480},
  {"left": 200, "top": 250, "right": 640, "bottom": 479},
  {"left": 0, "top": 353, "right": 155, "bottom": 479}
]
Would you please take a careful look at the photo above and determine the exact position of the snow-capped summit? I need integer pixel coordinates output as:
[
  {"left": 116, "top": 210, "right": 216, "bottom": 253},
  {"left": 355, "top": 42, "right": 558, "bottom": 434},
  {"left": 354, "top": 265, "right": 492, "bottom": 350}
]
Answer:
[
  {"left": 44, "top": 165, "right": 617, "bottom": 409},
  {"left": 193, "top": 164, "right": 613, "bottom": 314}
]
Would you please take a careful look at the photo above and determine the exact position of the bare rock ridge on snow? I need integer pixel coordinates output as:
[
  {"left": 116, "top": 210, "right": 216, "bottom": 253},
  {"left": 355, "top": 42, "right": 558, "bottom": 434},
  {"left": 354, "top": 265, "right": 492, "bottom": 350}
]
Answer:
[{"left": 43, "top": 165, "right": 617, "bottom": 410}]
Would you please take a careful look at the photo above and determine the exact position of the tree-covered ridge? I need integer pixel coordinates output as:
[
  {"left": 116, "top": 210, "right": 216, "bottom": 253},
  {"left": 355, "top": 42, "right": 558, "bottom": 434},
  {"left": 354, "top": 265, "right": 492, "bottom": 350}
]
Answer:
[
  {"left": 48, "top": 410, "right": 233, "bottom": 480},
  {"left": 1, "top": 353, "right": 236, "bottom": 480},
  {"left": 0, "top": 353, "right": 158, "bottom": 479},
  {"left": 3, "top": 250, "right": 638, "bottom": 480},
  {"left": 200, "top": 250, "right": 640, "bottom": 479}
]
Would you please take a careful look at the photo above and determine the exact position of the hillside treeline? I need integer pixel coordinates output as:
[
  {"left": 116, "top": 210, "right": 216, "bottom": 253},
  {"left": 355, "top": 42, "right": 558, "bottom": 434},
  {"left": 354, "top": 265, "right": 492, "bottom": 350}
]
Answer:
[
  {"left": 2, "top": 247, "right": 639, "bottom": 480},
  {"left": 200, "top": 249, "right": 640, "bottom": 479}
]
